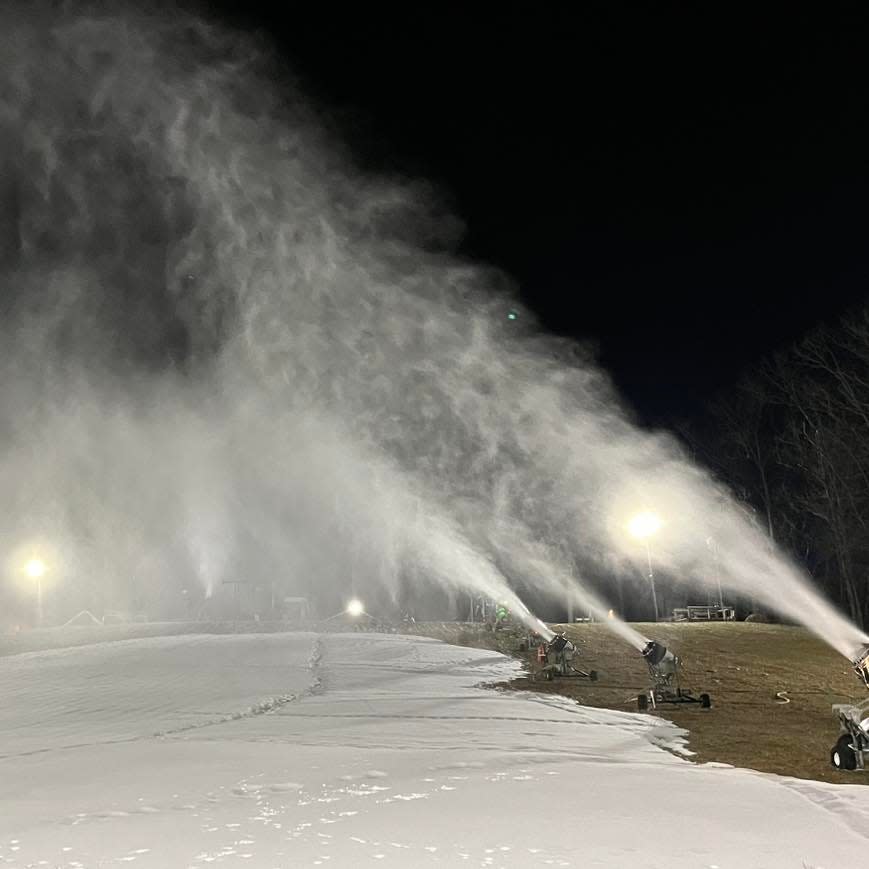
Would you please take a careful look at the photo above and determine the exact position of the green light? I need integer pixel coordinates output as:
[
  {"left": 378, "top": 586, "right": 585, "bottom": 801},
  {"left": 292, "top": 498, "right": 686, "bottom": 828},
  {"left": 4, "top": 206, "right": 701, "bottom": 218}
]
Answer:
[{"left": 507, "top": 310, "right": 518, "bottom": 321}]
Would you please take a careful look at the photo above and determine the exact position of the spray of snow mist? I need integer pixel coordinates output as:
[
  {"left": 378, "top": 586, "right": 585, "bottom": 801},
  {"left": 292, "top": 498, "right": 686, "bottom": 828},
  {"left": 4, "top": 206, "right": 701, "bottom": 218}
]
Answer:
[{"left": 0, "top": 4, "right": 864, "bottom": 658}]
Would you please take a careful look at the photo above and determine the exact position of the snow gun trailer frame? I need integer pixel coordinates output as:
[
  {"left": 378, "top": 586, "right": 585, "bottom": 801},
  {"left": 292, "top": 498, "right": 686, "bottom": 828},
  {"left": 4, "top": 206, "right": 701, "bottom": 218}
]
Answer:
[
  {"left": 537, "top": 634, "right": 598, "bottom": 682},
  {"left": 830, "top": 645, "right": 869, "bottom": 771},
  {"left": 637, "top": 640, "right": 711, "bottom": 711},
  {"left": 831, "top": 699, "right": 869, "bottom": 771}
]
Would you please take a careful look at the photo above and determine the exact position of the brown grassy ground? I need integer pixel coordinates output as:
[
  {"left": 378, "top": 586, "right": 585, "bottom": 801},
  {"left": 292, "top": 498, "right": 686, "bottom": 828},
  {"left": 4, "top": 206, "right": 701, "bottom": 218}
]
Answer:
[{"left": 409, "top": 620, "right": 869, "bottom": 785}]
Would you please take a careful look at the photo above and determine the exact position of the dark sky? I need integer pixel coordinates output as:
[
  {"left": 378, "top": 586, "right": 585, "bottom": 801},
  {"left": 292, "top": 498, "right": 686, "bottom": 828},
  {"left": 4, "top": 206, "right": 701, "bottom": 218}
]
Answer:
[{"left": 214, "top": 3, "right": 869, "bottom": 425}]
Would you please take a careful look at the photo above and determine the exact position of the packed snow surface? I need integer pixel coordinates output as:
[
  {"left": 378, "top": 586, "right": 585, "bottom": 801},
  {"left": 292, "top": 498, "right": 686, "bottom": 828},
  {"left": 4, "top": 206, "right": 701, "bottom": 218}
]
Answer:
[{"left": 0, "top": 632, "right": 867, "bottom": 867}]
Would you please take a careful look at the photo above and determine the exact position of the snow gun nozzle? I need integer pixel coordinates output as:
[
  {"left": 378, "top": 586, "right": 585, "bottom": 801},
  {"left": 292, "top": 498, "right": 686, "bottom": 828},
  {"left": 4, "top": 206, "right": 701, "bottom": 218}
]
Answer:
[
  {"left": 547, "top": 633, "right": 573, "bottom": 654},
  {"left": 642, "top": 640, "right": 680, "bottom": 681},
  {"left": 642, "top": 640, "right": 668, "bottom": 666},
  {"left": 851, "top": 645, "right": 869, "bottom": 689}
]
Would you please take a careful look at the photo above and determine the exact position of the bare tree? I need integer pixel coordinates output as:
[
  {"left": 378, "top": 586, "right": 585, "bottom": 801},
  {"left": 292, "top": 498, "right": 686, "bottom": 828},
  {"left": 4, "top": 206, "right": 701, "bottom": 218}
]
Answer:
[
  {"left": 697, "top": 303, "right": 869, "bottom": 627},
  {"left": 709, "top": 376, "right": 779, "bottom": 544}
]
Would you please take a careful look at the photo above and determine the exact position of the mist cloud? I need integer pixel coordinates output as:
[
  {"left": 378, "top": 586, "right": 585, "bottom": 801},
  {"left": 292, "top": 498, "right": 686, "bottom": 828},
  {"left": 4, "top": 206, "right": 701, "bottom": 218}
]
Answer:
[{"left": 0, "top": 3, "right": 862, "bottom": 657}]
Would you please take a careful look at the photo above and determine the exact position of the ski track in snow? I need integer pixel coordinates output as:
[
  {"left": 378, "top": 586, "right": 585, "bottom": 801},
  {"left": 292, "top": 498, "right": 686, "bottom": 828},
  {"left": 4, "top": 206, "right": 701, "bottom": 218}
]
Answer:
[{"left": 0, "top": 631, "right": 866, "bottom": 867}]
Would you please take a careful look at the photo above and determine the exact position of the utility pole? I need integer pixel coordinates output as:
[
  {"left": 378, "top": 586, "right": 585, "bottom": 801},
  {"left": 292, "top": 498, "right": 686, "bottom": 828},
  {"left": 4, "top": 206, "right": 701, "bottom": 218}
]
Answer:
[{"left": 646, "top": 540, "right": 659, "bottom": 622}]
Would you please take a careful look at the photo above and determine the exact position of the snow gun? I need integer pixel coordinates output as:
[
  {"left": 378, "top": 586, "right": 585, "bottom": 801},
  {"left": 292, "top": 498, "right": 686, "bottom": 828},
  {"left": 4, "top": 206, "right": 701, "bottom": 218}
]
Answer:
[
  {"left": 637, "top": 640, "right": 711, "bottom": 711},
  {"left": 829, "top": 644, "right": 869, "bottom": 771},
  {"left": 537, "top": 632, "right": 598, "bottom": 682}
]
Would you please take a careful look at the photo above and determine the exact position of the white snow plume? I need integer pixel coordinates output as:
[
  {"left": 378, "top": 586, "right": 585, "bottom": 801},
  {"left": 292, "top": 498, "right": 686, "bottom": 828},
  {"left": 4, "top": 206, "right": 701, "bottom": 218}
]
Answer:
[
  {"left": 484, "top": 520, "right": 648, "bottom": 650},
  {"left": 0, "top": 4, "right": 863, "bottom": 656},
  {"left": 602, "top": 467, "right": 868, "bottom": 658}
]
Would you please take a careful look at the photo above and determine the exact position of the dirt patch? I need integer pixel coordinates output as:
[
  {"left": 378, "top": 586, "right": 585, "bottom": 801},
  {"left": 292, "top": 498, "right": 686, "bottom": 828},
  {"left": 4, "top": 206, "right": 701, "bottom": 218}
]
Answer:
[{"left": 409, "top": 620, "right": 868, "bottom": 785}]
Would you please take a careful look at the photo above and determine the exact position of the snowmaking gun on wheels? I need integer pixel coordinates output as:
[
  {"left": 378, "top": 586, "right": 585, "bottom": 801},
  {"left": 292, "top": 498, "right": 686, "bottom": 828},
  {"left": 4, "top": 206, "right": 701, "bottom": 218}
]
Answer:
[
  {"left": 830, "top": 645, "right": 869, "bottom": 771},
  {"left": 537, "top": 633, "right": 598, "bottom": 682},
  {"left": 637, "top": 641, "right": 711, "bottom": 711}
]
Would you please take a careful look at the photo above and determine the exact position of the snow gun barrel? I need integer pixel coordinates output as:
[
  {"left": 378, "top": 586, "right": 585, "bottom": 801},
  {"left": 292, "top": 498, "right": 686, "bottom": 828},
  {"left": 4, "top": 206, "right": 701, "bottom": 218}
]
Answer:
[
  {"left": 642, "top": 640, "right": 677, "bottom": 672},
  {"left": 547, "top": 634, "right": 574, "bottom": 655},
  {"left": 851, "top": 645, "right": 869, "bottom": 690}
]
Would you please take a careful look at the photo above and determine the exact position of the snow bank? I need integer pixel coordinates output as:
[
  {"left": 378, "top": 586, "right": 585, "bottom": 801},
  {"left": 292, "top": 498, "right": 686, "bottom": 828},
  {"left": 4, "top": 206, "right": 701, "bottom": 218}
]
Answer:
[{"left": 0, "top": 632, "right": 866, "bottom": 867}]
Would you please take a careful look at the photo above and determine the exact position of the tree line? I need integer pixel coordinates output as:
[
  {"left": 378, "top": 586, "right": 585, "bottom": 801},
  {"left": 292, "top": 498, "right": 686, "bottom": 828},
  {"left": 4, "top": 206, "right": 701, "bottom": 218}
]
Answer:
[{"left": 682, "top": 303, "right": 869, "bottom": 628}]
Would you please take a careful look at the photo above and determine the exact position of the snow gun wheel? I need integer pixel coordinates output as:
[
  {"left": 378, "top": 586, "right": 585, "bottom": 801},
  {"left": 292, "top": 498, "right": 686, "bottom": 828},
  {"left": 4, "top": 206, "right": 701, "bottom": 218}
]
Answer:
[
  {"left": 589, "top": 670, "right": 599, "bottom": 682},
  {"left": 542, "top": 668, "right": 554, "bottom": 682},
  {"left": 700, "top": 693, "right": 711, "bottom": 709},
  {"left": 637, "top": 693, "right": 648, "bottom": 711},
  {"left": 831, "top": 734, "right": 858, "bottom": 771}
]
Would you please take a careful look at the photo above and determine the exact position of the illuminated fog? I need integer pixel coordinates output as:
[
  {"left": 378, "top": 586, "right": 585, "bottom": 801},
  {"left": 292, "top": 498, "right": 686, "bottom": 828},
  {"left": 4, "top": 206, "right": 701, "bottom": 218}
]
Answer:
[{"left": 0, "top": 4, "right": 863, "bottom": 657}]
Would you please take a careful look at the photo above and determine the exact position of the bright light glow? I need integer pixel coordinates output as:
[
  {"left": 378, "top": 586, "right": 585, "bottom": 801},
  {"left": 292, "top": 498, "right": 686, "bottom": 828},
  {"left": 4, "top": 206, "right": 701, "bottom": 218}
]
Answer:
[
  {"left": 628, "top": 511, "right": 662, "bottom": 540},
  {"left": 25, "top": 558, "right": 46, "bottom": 579},
  {"left": 346, "top": 598, "right": 364, "bottom": 617}
]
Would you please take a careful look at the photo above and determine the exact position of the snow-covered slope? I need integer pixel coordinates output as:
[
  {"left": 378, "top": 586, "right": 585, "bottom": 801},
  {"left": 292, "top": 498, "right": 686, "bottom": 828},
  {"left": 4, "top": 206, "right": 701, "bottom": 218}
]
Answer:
[{"left": 0, "top": 632, "right": 866, "bottom": 867}]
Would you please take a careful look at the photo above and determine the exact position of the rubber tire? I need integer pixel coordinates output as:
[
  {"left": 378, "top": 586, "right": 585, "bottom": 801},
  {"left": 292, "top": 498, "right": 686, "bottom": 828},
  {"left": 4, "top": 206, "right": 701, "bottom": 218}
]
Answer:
[
  {"left": 700, "top": 693, "right": 711, "bottom": 709},
  {"left": 589, "top": 670, "right": 599, "bottom": 683},
  {"left": 543, "top": 668, "right": 554, "bottom": 682},
  {"left": 637, "top": 693, "right": 648, "bottom": 711},
  {"left": 831, "top": 734, "right": 858, "bottom": 770}
]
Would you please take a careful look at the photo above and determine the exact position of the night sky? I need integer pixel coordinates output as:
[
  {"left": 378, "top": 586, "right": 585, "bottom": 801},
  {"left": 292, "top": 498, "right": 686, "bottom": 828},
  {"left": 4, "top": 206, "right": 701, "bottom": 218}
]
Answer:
[{"left": 213, "top": 3, "right": 869, "bottom": 425}]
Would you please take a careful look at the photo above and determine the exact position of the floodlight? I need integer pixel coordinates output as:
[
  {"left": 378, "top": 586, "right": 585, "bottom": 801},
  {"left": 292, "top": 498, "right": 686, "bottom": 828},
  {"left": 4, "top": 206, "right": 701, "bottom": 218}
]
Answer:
[
  {"left": 25, "top": 558, "right": 46, "bottom": 579},
  {"left": 628, "top": 512, "right": 662, "bottom": 540}
]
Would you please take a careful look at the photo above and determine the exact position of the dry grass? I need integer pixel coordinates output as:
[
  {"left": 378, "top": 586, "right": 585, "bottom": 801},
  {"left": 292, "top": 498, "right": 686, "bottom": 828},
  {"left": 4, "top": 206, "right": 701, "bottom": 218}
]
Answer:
[{"left": 410, "top": 620, "right": 869, "bottom": 785}]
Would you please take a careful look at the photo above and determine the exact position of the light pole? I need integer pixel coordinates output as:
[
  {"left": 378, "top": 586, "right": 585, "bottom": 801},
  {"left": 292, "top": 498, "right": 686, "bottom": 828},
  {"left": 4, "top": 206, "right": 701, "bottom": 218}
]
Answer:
[
  {"left": 628, "top": 512, "right": 662, "bottom": 622},
  {"left": 25, "top": 558, "right": 46, "bottom": 627}
]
